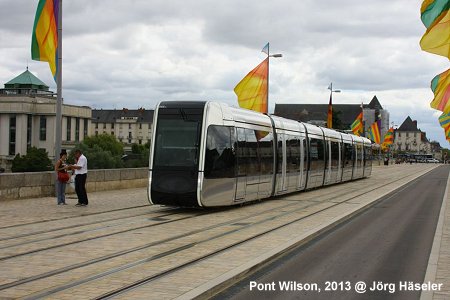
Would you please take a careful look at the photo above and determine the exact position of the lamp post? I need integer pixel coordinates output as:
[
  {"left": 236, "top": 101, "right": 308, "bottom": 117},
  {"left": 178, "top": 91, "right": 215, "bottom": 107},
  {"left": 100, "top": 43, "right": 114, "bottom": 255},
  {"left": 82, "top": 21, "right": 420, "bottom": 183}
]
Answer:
[
  {"left": 264, "top": 43, "right": 282, "bottom": 113},
  {"left": 327, "top": 82, "right": 341, "bottom": 128}
]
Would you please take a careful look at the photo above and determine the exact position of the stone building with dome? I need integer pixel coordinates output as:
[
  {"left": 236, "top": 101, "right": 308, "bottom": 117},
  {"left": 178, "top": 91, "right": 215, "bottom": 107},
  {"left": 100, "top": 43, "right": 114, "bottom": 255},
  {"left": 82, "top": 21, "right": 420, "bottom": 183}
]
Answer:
[{"left": 0, "top": 69, "right": 91, "bottom": 171}]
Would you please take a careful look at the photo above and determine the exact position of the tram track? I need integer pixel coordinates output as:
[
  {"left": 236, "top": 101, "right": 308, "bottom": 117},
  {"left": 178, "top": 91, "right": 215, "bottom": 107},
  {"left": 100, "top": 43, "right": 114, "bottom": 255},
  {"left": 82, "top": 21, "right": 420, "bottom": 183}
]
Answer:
[
  {"left": 0, "top": 211, "right": 207, "bottom": 262},
  {"left": 0, "top": 207, "right": 178, "bottom": 243},
  {"left": 0, "top": 173, "right": 363, "bottom": 253},
  {"left": 2, "top": 166, "right": 431, "bottom": 299},
  {"left": 0, "top": 179, "right": 363, "bottom": 259},
  {"left": 0, "top": 204, "right": 154, "bottom": 230}
]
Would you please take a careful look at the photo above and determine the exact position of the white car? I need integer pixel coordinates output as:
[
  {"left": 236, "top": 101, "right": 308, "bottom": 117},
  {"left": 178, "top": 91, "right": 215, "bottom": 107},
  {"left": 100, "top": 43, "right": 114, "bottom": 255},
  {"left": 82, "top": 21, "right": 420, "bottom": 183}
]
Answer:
[{"left": 427, "top": 158, "right": 440, "bottom": 163}]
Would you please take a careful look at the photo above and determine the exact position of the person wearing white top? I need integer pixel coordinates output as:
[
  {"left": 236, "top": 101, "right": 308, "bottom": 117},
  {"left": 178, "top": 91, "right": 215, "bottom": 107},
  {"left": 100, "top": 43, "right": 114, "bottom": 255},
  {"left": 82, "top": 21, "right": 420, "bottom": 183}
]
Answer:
[{"left": 71, "top": 149, "right": 89, "bottom": 206}]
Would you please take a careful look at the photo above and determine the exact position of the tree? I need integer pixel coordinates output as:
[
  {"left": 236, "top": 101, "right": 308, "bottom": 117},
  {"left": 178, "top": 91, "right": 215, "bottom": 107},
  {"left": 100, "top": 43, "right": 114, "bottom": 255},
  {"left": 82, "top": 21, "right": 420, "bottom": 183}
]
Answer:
[
  {"left": 69, "top": 134, "right": 124, "bottom": 169},
  {"left": 11, "top": 147, "right": 53, "bottom": 172},
  {"left": 124, "top": 142, "right": 150, "bottom": 168},
  {"left": 332, "top": 110, "right": 345, "bottom": 130}
]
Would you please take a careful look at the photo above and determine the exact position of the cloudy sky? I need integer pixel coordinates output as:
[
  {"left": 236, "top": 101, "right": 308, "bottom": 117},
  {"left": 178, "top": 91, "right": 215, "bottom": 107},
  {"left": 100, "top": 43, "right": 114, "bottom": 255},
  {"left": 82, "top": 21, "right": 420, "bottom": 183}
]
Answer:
[{"left": 0, "top": 0, "right": 448, "bottom": 146}]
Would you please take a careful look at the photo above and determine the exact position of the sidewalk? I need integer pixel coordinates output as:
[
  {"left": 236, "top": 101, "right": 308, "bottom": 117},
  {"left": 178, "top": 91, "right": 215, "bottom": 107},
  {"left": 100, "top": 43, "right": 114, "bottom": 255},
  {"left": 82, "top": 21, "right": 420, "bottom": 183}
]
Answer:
[
  {"left": 421, "top": 167, "right": 450, "bottom": 300},
  {"left": 0, "top": 187, "right": 149, "bottom": 228}
]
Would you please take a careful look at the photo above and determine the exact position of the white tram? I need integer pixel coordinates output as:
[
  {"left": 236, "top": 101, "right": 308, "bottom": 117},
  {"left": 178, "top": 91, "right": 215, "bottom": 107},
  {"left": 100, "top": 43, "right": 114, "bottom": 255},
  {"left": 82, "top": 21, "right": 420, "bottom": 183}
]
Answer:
[{"left": 148, "top": 101, "right": 373, "bottom": 207}]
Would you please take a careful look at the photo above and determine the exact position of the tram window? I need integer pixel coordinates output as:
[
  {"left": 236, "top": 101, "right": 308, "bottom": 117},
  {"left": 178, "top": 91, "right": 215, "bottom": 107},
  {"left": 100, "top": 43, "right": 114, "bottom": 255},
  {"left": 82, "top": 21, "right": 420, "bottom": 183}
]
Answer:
[
  {"left": 364, "top": 146, "right": 372, "bottom": 166},
  {"left": 277, "top": 136, "right": 283, "bottom": 174},
  {"left": 303, "top": 139, "right": 308, "bottom": 172},
  {"left": 259, "top": 131, "right": 274, "bottom": 175},
  {"left": 153, "top": 108, "right": 202, "bottom": 168},
  {"left": 309, "top": 138, "right": 325, "bottom": 171},
  {"left": 246, "top": 129, "right": 260, "bottom": 177},
  {"left": 356, "top": 144, "right": 363, "bottom": 167},
  {"left": 331, "top": 141, "right": 340, "bottom": 168},
  {"left": 236, "top": 128, "right": 247, "bottom": 176},
  {"left": 343, "top": 142, "right": 353, "bottom": 166},
  {"left": 287, "top": 136, "right": 300, "bottom": 173},
  {"left": 204, "top": 126, "right": 235, "bottom": 179}
]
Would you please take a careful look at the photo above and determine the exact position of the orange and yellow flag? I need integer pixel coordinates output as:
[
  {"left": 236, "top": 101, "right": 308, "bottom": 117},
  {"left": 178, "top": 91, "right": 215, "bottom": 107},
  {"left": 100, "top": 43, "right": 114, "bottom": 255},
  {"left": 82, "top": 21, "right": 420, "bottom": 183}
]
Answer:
[{"left": 234, "top": 58, "right": 268, "bottom": 113}]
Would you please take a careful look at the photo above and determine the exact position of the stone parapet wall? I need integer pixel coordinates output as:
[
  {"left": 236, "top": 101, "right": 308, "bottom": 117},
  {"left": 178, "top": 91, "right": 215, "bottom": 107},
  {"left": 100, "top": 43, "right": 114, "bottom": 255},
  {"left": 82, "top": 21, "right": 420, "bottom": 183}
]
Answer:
[{"left": 0, "top": 168, "right": 148, "bottom": 201}]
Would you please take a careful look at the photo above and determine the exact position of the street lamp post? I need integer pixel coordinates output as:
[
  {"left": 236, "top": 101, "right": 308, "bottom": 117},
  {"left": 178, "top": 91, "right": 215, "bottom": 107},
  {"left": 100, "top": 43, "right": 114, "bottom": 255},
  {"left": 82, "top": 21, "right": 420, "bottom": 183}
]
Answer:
[
  {"left": 327, "top": 82, "right": 341, "bottom": 128},
  {"left": 264, "top": 43, "right": 282, "bottom": 113}
]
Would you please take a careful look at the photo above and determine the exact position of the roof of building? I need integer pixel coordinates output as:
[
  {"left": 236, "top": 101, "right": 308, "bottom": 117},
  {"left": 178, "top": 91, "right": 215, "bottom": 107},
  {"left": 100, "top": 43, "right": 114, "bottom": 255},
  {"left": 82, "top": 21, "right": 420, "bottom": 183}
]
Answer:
[
  {"left": 397, "top": 116, "right": 420, "bottom": 132},
  {"left": 4, "top": 69, "right": 49, "bottom": 90},
  {"left": 273, "top": 96, "right": 384, "bottom": 127},
  {"left": 367, "top": 95, "right": 383, "bottom": 110},
  {"left": 92, "top": 108, "right": 154, "bottom": 123},
  {"left": 274, "top": 103, "right": 363, "bottom": 126}
]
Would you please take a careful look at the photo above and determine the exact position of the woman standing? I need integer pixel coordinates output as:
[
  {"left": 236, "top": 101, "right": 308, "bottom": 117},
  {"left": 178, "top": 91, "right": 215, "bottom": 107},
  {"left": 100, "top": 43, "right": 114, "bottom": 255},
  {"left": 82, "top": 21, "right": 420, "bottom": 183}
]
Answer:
[{"left": 55, "top": 150, "right": 69, "bottom": 205}]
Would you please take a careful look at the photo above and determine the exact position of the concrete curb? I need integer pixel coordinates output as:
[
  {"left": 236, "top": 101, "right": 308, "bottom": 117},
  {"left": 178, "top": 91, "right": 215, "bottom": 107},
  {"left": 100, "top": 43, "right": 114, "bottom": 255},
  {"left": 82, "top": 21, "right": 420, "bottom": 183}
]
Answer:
[
  {"left": 176, "top": 166, "right": 438, "bottom": 300},
  {"left": 420, "top": 168, "right": 450, "bottom": 300}
]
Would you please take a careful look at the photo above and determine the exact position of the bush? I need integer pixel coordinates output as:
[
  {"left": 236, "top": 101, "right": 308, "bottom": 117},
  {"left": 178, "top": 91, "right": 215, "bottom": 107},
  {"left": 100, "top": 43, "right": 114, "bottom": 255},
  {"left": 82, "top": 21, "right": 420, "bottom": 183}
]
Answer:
[{"left": 11, "top": 147, "right": 53, "bottom": 172}]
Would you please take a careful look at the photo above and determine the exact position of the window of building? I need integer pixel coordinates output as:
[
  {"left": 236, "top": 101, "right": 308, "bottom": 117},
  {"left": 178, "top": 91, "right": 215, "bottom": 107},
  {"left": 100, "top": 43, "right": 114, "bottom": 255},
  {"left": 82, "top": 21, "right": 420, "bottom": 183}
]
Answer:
[
  {"left": 128, "top": 132, "right": 132, "bottom": 138},
  {"left": 95, "top": 123, "right": 98, "bottom": 129},
  {"left": 111, "top": 123, "right": 115, "bottom": 129},
  {"left": 40, "top": 116, "right": 47, "bottom": 141},
  {"left": 129, "top": 124, "right": 132, "bottom": 129},
  {"left": 9, "top": 116, "right": 16, "bottom": 155},
  {"left": 139, "top": 139, "right": 142, "bottom": 145},
  {"left": 128, "top": 139, "right": 132, "bottom": 144},
  {"left": 83, "top": 119, "right": 88, "bottom": 138},
  {"left": 66, "top": 117, "right": 71, "bottom": 141},
  {"left": 75, "top": 118, "right": 80, "bottom": 141},
  {"left": 111, "top": 131, "right": 114, "bottom": 135},
  {"left": 139, "top": 123, "right": 142, "bottom": 129},
  {"left": 27, "top": 115, "right": 32, "bottom": 149},
  {"left": 103, "top": 123, "right": 106, "bottom": 129}
]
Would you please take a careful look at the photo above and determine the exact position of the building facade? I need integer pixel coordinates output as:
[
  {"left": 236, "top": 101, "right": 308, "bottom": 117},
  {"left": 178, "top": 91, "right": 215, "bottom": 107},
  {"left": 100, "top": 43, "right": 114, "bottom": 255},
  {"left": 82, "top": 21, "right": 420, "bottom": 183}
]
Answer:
[
  {"left": 0, "top": 69, "right": 91, "bottom": 170},
  {"left": 91, "top": 109, "right": 154, "bottom": 145},
  {"left": 393, "top": 116, "right": 431, "bottom": 153}
]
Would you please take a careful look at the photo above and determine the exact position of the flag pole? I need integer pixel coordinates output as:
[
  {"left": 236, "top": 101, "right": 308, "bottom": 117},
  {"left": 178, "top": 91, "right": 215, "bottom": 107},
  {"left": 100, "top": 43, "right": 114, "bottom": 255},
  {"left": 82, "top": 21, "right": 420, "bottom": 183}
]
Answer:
[
  {"left": 266, "top": 43, "right": 269, "bottom": 113},
  {"left": 55, "top": 0, "right": 62, "bottom": 160}
]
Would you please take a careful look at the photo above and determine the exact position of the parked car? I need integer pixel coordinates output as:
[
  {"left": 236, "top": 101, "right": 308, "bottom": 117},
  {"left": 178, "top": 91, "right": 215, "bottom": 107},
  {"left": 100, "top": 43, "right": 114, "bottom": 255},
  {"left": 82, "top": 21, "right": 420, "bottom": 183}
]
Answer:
[{"left": 426, "top": 158, "right": 440, "bottom": 163}]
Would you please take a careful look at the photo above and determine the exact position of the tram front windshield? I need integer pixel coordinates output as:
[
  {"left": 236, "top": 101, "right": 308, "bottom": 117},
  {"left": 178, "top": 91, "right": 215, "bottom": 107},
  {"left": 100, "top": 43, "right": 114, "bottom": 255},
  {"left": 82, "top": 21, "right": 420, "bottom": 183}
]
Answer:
[{"left": 153, "top": 107, "right": 202, "bottom": 168}]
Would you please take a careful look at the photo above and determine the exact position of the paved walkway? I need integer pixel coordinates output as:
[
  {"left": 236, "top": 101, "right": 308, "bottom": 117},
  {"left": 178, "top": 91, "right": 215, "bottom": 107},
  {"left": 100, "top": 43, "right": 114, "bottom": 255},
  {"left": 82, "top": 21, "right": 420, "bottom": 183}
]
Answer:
[
  {"left": 0, "top": 164, "right": 447, "bottom": 299},
  {"left": 421, "top": 166, "right": 450, "bottom": 300}
]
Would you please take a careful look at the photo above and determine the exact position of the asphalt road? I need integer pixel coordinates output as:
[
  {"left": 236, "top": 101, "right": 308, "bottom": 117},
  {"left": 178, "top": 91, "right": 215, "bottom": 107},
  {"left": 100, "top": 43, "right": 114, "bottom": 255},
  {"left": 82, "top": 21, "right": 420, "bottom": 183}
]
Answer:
[{"left": 215, "top": 165, "right": 449, "bottom": 300}]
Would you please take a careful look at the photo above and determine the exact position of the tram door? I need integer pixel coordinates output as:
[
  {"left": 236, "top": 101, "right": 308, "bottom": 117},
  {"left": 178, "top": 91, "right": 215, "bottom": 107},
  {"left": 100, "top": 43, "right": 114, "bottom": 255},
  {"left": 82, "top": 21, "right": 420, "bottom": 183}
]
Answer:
[{"left": 235, "top": 128, "right": 247, "bottom": 200}]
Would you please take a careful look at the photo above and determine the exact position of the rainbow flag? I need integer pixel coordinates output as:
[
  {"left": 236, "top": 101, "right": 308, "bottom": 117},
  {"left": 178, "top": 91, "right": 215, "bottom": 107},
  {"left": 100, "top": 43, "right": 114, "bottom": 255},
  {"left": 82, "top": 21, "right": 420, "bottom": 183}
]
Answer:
[
  {"left": 367, "top": 120, "right": 381, "bottom": 144},
  {"left": 419, "top": 0, "right": 450, "bottom": 59},
  {"left": 350, "top": 112, "right": 363, "bottom": 136},
  {"left": 439, "top": 112, "right": 450, "bottom": 141},
  {"left": 381, "top": 127, "right": 394, "bottom": 150},
  {"left": 234, "top": 58, "right": 268, "bottom": 113},
  {"left": 31, "top": 0, "right": 59, "bottom": 81},
  {"left": 430, "top": 68, "right": 450, "bottom": 113}
]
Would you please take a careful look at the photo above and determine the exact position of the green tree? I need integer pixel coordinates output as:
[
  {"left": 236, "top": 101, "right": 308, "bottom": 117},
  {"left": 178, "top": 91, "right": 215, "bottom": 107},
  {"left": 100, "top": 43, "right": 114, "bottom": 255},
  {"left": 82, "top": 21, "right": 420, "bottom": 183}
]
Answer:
[
  {"left": 124, "top": 142, "right": 150, "bottom": 168},
  {"left": 11, "top": 147, "right": 53, "bottom": 172},
  {"left": 69, "top": 134, "right": 124, "bottom": 169},
  {"left": 332, "top": 110, "right": 345, "bottom": 130}
]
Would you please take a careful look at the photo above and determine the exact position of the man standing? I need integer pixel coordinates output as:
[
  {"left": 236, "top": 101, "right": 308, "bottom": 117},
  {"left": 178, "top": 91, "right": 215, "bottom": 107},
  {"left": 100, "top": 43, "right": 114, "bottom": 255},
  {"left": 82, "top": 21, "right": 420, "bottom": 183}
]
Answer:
[{"left": 71, "top": 149, "right": 89, "bottom": 206}]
